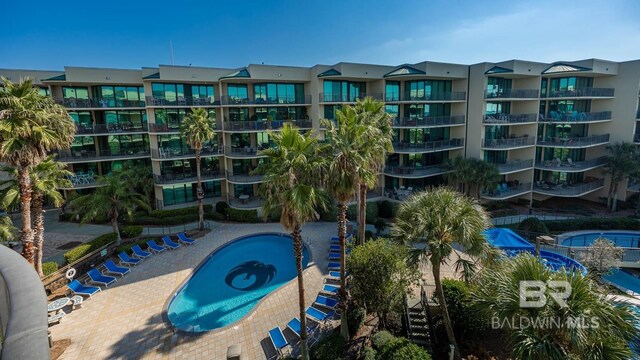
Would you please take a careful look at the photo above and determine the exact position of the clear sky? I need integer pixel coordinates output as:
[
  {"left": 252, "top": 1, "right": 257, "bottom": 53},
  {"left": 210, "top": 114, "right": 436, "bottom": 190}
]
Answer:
[{"left": 2, "top": 0, "right": 639, "bottom": 70}]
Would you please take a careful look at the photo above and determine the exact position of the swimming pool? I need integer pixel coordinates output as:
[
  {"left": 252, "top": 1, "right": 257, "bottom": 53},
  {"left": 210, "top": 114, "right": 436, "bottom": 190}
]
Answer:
[
  {"left": 604, "top": 268, "right": 640, "bottom": 295},
  {"left": 167, "top": 233, "right": 310, "bottom": 332},
  {"left": 561, "top": 231, "right": 640, "bottom": 248}
]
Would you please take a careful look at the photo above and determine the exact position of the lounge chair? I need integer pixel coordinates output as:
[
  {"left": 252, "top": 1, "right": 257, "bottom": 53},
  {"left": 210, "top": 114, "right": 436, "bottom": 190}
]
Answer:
[
  {"left": 268, "top": 327, "right": 289, "bottom": 356},
  {"left": 162, "top": 236, "right": 181, "bottom": 250},
  {"left": 328, "top": 254, "right": 341, "bottom": 261},
  {"left": 286, "top": 318, "right": 318, "bottom": 340},
  {"left": 314, "top": 295, "right": 339, "bottom": 310},
  {"left": 48, "top": 310, "right": 66, "bottom": 325},
  {"left": 321, "top": 284, "right": 340, "bottom": 295},
  {"left": 118, "top": 252, "right": 141, "bottom": 266},
  {"left": 146, "top": 240, "right": 166, "bottom": 254},
  {"left": 329, "top": 244, "right": 340, "bottom": 252},
  {"left": 329, "top": 247, "right": 351, "bottom": 254},
  {"left": 104, "top": 260, "right": 130, "bottom": 277},
  {"left": 132, "top": 245, "right": 151, "bottom": 259},
  {"left": 67, "top": 280, "right": 101, "bottom": 297},
  {"left": 177, "top": 232, "right": 197, "bottom": 245},
  {"left": 87, "top": 268, "right": 117, "bottom": 287},
  {"left": 326, "top": 270, "right": 341, "bottom": 280},
  {"left": 328, "top": 262, "right": 341, "bottom": 271},
  {"left": 306, "top": 306, "right": 335, "bottom": 323}
]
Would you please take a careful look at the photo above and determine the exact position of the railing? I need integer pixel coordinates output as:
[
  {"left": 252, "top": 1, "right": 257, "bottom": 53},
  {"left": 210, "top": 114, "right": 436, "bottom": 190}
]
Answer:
[
  {"left": 484, "top": 88, "right": 539, "bottom": 99},
  {"left": 145, "top": 96, "right": 220, "bottom": 106},
  {"left": 319, "top": 93, "right": 383, "bottom": 102},
  {"left": 393, "top": 91, "right": 466, "bottom": 102},
  {"left": 634, "top": 134, "right": 640, "bottom": 143},
  {"left": 55, "top": 148, "right": 150, "bottom": 161},
  {"left": 546, "top": 87, "right": 615, "bottom": 98},
  {"left": 224, "top": 146, "right": 264, "bottom": 157},
  {"left": 393, "top": 115, "right": 465, "bottom": 127},
  {"left": 148, "top": 122, "right": 221, "bottom": 133},
  {"left": 60, "top": 173, "right": 100, "bottom": 189},
  {"left": 537, "top": 134, "right": 610, "bottom": 147},
  {"left": 225, "top": 171, "right": 264, "bottom": 183},
  {"left": 482, "top": 136, "right": 534, "bottom": 148},
  {"left": 535, "top": 156, "right": 608, "bottom": 171},
  {"left": 154, "top": 170, "right": 222, "bottom": 184},
  {"left": 223, "top": 119, "right": 312, "bottom": 131},
  {"left": 220, "top": 95, "right": 311, "bottom": 105},
  {"left": 392, "top": 138, "right": 464, "bottom": 152},
  {"left": 540, "top": 244, "right": 640, "bottom": 263},
  {"left": 491, "top": 159, "right": 534, "bottom": 173},
  {"left": 533, "top": 179, "right": 605, "bottom": 196},
  {"left": 76, "top": 123, "right": 148, "bottom": 135},
  {"left": 54, "top": 98, "right": 145, "bottom": 108},
  {"left": 384, "top": 164, "right": 449, "bottom": 177},
  {"left": 150, "top": 146, "right": 222, "bottom": 159},
  {"left": 483, "top": 113, "right": 537, "bottom": 124},
  {"left": 482, "top": 182, "right": 532, "bottom": 199},
  {"left": 540, "top": 111, "right": 612, "bottom": 122}
]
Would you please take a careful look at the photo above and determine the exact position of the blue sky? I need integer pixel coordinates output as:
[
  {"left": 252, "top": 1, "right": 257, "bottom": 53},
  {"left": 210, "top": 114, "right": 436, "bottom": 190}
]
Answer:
[{"left": 1, "top": 0, "right": 639, "bottom": 70}]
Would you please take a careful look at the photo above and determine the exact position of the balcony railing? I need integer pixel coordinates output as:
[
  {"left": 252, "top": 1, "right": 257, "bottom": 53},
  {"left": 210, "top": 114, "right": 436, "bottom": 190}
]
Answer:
[
  {"left": 59, "top": 173, "right": 102, "bottom": 189},
  {"left": 540, "top": 111, "right": 612, "bottom": 122},
  {"left": 384, "top": 92, "right": 466, "bottom": 102},
  {"left": 483, "top": 113, "right": 537, "bottom": 124},
  {"left": 223, "top": 119, "right": 312, "bottom": 131},
  {"left": 634, "top": 134, "right": 640, "bottom": 143},
  {"left": 490, "top": 159, "right": 534, "bottom": 173},
  {"left": 55, "top": 148, "right": 150, "bottom": 162},
  {"left": 224, "top": 146, "right": 266, "bottom": 157},
  {"left": 220, "top": 95, "right": 311, "bottom": 105},
  {"left": 148, "top": 122, "right": 221, "bottom": 133},
  {"left": 537, "top": 134, "right": 610, "bottom": 147},
  {"left": 150, "top": 146, "right": 223, "bottom": 160},
  {"left": 392, "top": 138, "right": 464, "bottom": 152},
  {"left": 319, "top": 93, "right": 383, "bottom": 102},
  {"left": 145, "top": 96, "right": 220, "bottom": 106},
  {"left": 546, "top": 88, "right": 615, "bottom": 98},
  {"left": 482, "top": 182, "right": 532, "bottom": 199},
  {"left": 154, "top": 170, "right": 222, "bottom": 184},
  {"left": 393, "top": 115, "right": 465, "bottom": 127},
  {"left": 482, "top": 136, "right": 535, "bottom": 148},
  {"left": 76, "top": 123, "right": 148, "bottom": 135},
  {"left": 384, "top": 164, "right": 450, "bottom": 177},
  {"left": 225, "top": 171, "right": 264, "bottom": 183},
  {"left": 533, "top": 179, "right": 605, "bottom": 196},
  {"left": 484, "top": 89, "right": 539, "bottom": 99},
  {"left": 54, "top": 98, "right": 145, "bottom": 108},
  {"left": 535, "top": 156, "right": 608, "bottom": 171}
]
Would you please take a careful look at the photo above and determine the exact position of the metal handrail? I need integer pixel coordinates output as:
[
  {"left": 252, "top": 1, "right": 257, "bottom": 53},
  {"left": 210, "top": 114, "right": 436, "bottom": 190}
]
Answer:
[
  {"left": 392, "top": 138, "right": 464, "bottom": 152},
  {"left": 224, "top": 146, "right": 265, "bottom": 157},
  {"left": 482, "top": 182, "right": 532, "bottom": 198},
  {"left": 533, "top": 179, "right": 605, "bottom": 195},
  {"left": 484, "top": 88, "right": 539, "bottom": 99},
  {"left": 482, "top": 113, "right": 537, "bottom": 124},
  {"left": 225, "top": 170, "right": 264, "bottom": 183},
  {"left": 56, "top": 148, "right": 150, "bottom": 161},
  {"left": 319, "top": 93, "right": 383, "bottom": 102},
  {"left": 154, "top": 170, "right": 221, "bottom": 184},
  {"left": 150, "top": 146, "right": 222, "bottom": 159},
  {"left": 145, "top": 96, "right": 220, "bottom": 106},
  {"left": 540, "top": 111, "right": 612, "bottom": 122},
  {"left": 75, "top": 123, "right": 148, "bottom": 135},
  {"left": 384, "top": 164, "right": 449, "bottom": 176},
  {"left": 54, "top": 98, "right": 146, "bottom": 108},
  {"left": 482, "top": 136, "right": 535, "bottom": 148},
  {"left": 223, "top": 119, "right": 312, "bottom": 131},
  {"left": 537, "top": 134, "right": 610, "bottom": 147},
  {"left": 490, "top": 159, "right": 534, "bottom": 173},
  {"left": 545, "top": 87, "right": 615, "bottom": 98},
  {"left": 220, "top": 95, "right": 311, "bottom": 105},
  {"left": 393, "top": 115, "right": 465, "bottom": 127},
  {"left": 535, "top": 156, "right": 607, "bottom": 170}
]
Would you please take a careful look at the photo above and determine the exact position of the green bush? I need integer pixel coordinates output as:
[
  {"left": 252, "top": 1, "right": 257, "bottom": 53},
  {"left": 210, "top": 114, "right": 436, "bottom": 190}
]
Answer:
[
  {"left": 42, "top": 262, "right": 59, "bottom": 276},
  {"left": 205, "top": 211, "right": 225, "bottom": 221},
  {"left": 225, "top": 208, "right": 259, "bottom": 222},
  {"left": 63, "top": 233, "right": 118, "bottom": 264},
  {"left": 371, "top": 330, "right": 395, "bottom": 350},
  {"left": 268, "top": 206, "right": 282, "bottom": 222},
  {"left": 518, "top": 217, "right": 549, "bottom": 235},
  {"left": 365, "top": 230, "right": 373, "bottom": 240},
  {"left": 319, "top": 203, "right": 337, "bottom": 222},
  {"left": 366, "top": 202, "right": 379, "bottom": 224},
  {"left": 361, "top": 346, "right": 376, "bottom": 360},
  {"left": 378, "top": 200, "right": 393, "bottom": 219},
  {"left": 148, "top": 205, "right": 212, "bottom": 219},
  {"left": 542, "top": 217, "right": 640, "bottom": 232},
  {"left": 347, "top": 204, "right": 357, "bottom": 221},
  {"left": 347, "top": 306, "right": 366, "bottom": 336},
  {"left": 390, "top": 202, "right": 400, "bottom": 219},
  {"left": 119, "top": 225, "right": 143, "bottom": 238},
  {"left": 310, "top": 332, "right": 346, "bottom": 360},
  {"left": 378, "top": 338, "right": 432, "bottom": 360},
  {"left": 216, "top": 201, "right": 229, "bottom": 215},
  {"left": 131, "top": 214, "right": 197, "bottom": 225},
  {"left": 434, "top": 279, "right": 486, "bottom": 338}
]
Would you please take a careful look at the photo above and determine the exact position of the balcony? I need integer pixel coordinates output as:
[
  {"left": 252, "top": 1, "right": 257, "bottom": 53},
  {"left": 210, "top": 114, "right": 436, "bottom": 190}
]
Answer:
[
  {"left": 59, "top": 173, "right": 104, "bottom": 190},
  {"left": 223, "top": 119, "right": 312, "bottom": 132},
  {"left": 385, "top": 92, "right": 467, "bottom": 102},
  {"left": 55, "top": 148, "right": 150, "bottom": 163},
  {"left": 220, "top": 95, "right": 311, "bottom": 106},
  {"left": 539, "top": 111, "right": 612, "bottom": 123},
  {"left": 634, "top": 134, "right": 640, "bottom": 143},
  {"left": 151, "top": 146, "right": 223, "bottom": 160},
  {"left": 54, "top": 98, "right": 145, "bottom": 109},
  {"left": 484, "top": 89, "right": 539, "bottom": 99},
  {"left": 225, "top": 171, "right": 264, "bottom": 184},
  {"left": 148, "top": 122, "right": 221, "bottom": 133},
  {"left": 145, "top": 96, "right": 220, "bottom": 107},
  {"left": 392, "top": 138, "right": 464, "bottom": 153},
  {"left": 483, "top": 113, "right": 537, "bottom": 125},
  {"left": 319, "top": 93, "right": 383, "bottom": 103},
  {"left": 537, "top": 134, "right": 610, "bottom": 148},
  {"left": 535, "top": 156, "right": 608, "bottom": 172},
  {"left": 490, "top": 159, "right": 534, "bottom": 174},
  {"left": 482, "top": 182, "right": 532, "bottom": 200},
  {"left": 533, "top": 179, "right": 605, "bottom": 197},
  {"left": 153, "top": 170, "right": 223, "bottom": 185},
  {"left": 229, "top": 197, "right": 264, "bottom": 209},
  {"left": 482, "top": 136, "right": 535, "bottom": 149},
  {"left": 545, "top": 88, "right": 615, "bottom": 98},
  {"left": 76, "top": 123, "right": 148, "bottom": 136},
  {"left": 224, "top": 146, "right": 267, "bottom": 158},
  {"left": 383, "top": 164, "right": 450, "bottom": 178},
  {"left": 393, "top": 115, "right": 465, "bottom": 128}
]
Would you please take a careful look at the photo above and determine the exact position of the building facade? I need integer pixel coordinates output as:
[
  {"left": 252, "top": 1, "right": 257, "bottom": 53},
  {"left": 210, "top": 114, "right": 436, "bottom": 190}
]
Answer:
[{"left": 1, "top": 58, "right": 639, "bottom": 212}]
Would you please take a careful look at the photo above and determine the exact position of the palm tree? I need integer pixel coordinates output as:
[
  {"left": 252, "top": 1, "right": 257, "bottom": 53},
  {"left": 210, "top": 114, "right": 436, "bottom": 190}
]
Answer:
[
  {"left": 392, "top": 187, "right": 492, "bottom": 360},
  {"left": 352, "top": 97, "right": 394, "bottom": 245},
  {"left": 180, "top": 108, "right": 216, "bottom": 230},
  {"left": 0, "top": 78, "right": 75, "bottom": 264},
  {"left": 470, "top": 159, "right": 500, "bottom": 199},
  {"left": 446, "top": 156, "right": 473, "bottom": 195},
  {"left": 604, "top": 142, "right": 640, "bottom": 211},
  {"left": 254, "top": 123, "right": 327, "bottom": 360},
  {"left": 0, "top": 216, "right": 16, "bottom": 242},
  {"left": 70, "top": 173, "right": 150, "bottom": 246}
]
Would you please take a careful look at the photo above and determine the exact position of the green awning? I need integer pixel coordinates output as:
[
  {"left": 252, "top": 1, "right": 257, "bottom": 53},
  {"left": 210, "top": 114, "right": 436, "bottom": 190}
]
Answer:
[
  {"left": 384, "top": 65, "right": 425, "bottom": 77},
  {"left": 220, "top": 68, "right": 251, "bottom": 80},
  {"left": 485, "top": 66, "right": 513, "bottom": 75},
  {"left": 317, "top": 69, "right": 341, "bottom": 77},
  {"left": 42, "top": 74, "right": 66, "bottom": 81},
  {"left": 143, "top": 72, "right": 160, "bottom": 79}
]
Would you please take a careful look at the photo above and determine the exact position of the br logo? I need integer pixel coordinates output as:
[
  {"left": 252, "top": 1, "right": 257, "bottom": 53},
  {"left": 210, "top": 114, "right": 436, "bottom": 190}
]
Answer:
[
  {"left": 520, "top": 280, "right": 571, "bottom": 308},
  {"left": 225, "top": 261, "right": 277, "bottom": 291}
]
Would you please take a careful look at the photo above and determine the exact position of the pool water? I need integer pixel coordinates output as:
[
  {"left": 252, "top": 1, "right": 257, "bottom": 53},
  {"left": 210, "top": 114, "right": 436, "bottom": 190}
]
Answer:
[
  {"left": 604, "top": 268, "right": 640, "bottom": 295},
  {"left": 561, "top": 232, "right": 640, "bottom": 247},
  {"left": 167, "top": 233, "right": 309, "bottom": 332}
]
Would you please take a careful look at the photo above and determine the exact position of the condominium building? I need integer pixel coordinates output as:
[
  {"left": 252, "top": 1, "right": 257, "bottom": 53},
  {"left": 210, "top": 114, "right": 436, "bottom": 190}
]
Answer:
[{"left": 1, "top": 58, "right": 639, "bottom": 213}]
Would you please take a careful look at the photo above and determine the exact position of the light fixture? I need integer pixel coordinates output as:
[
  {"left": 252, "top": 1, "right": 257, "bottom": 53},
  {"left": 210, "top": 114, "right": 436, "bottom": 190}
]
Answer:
[{"left": 105, "top": 76, "right": 111, "bottom": 80}]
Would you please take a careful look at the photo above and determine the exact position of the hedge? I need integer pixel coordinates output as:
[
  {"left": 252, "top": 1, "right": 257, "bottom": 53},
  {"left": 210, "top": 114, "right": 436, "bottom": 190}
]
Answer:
[
  {"left": 518, "top": 217, "right": 549, "bottom": 235},
  {"left": 216, "top": 201, "right": 229, "bottom": 215},
  {"left": 148, "top": 204, "right": 213, "bottom": 219},
  {"left": 378, "top": 200, "right": 393, "bottom": 219},
  {"left": 204, "top": 211, "right": 225, "bottom": 221},
  {"left": 225, "top": 208, "right": 259, "bottom": 222},
  {"left": 119, "top": 225, "right": 143, "bottom": 238},
  {"left": 131, "top": 214, "right": 197, "bottom": 226},
  {"left": 42, "top": 262, "right": 59, "bottom": 276},
  {"left": 542, "top": 217, "right": 640, "bottom": 232},
  {"left": 63, "top": 232, "right": 118, "bottom": 264},
  {"left": 310, "top": 332, "right": 346, "bottom": 360}
]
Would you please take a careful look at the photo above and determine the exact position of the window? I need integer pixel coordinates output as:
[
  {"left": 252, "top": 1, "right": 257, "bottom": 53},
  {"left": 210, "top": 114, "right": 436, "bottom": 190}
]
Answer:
[
  {"left": 323, "top": 105, "right": 341, "bottom": 120},
  {"left": 486, "top": 77, "right": 512, "bottom": 98},
  {"left": 402, "top": 127, "right": 449, "bottom": 143},
  {"left": 38, "top": 87, "right": 50, "bottom": 97},
  {"left": 151, "top": 83, "right": 185, "bottom": 104},
  {"left": 233, "top": 184, "right": 254, "bottom": 197},
  {"left": 483, "top": 150, "right": 508, "bottom": 164},
  {"left": 385, "top": 81, "right": 400, "bottom": 101},
  {"left": 485, "top": 102, "right": 511, "bottom": 115},
  {"left": 162, "top": 181, "right": 221, "bottom": 206},
  {"left": 97, "top": 111, "right": 147, "bottom": 131},
  {"left": 227, "top": 84, "right": 248, "bottom": 103},
  {"left": 404, "top": 80, "right": 452, "bottom": 101},
  {"left": 93, "top": 86, "right": 144, "bottom": 107},
  {"left": 548, "top": 77, "right": 593, "bottom": 96},
  {"left": 69, "top": 111, "right": 92, "bottom": 127},
  {"left": 154, "top": 109, "right": 187, "bottom": 130},
  {"left": 385, "top": 105, "right": 399, "bottom": 119},
  {"left": 191, "top": 85, "right": 215, "bottom": 99},
  {"left": 63, "top": 87, "right": 89, "bottom": 99},
  {"left": 322, "top": 80, "right": 366, "bottom": 102},
  {"left": 253, "top": 83, "right": 305, "bottom": 104},
  {"left": 100, "top": 134, "right": 149, "bottom": 155},
  {"left": 404, "top": 103, "right": 451, "bottom": 118},
  {"left": 229, "top": 108, "right": 249, "bottom": 122}
]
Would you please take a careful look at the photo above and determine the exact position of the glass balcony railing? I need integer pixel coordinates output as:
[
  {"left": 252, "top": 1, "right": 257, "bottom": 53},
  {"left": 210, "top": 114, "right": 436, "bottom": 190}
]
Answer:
[
  {"left": 535, "top": 156, "right": 608, "bottom": 171},
  {"left": 384, "top": 92, "right": 466, "bottom": 102},
  {"left": 75, "top": 123, "right": 148, "bottom": 135},
  {"left": 483, "top": 113, "right": 537, "bottom": 124},
  {"left": 383, "top": 164, "right": 449, "bottom": 177},
  {"left": 482, "top": 136, "right": 535, "bottom": 148},
  {"left": 55, "top": 148, "right": 150, "bottom": 162},
  {"left": 221, "top": 95, "right": 311, "bottom": 105},
  {"left": 145, "top": 96, "right": 219, "bottom": 106},
  {"left": 540, "top": 111, "right": 612, "bottom": 122},
  {"left": 150, "top": 146, "right": 222, "bottom": 160},
  {"left": 55, "top": 98, "right": 146, "bottom": 108},
  {"left": 533, "top": 179, "right": 605, "bottom": 196},
  {"left": 537, "top": 134, "right": 610, "bottom": 147},
  {"left": 225, "top": 171, "right": 264, "bottom": 183},
  {"left": 154, "top": 170, "right": 222, "bottom": 185},
  {"left": 223, "top": 119, "right": 312, "bottom": 131},
  {"left": 319, "top": 93, "right": 383, "bottom": 102},
  {"left": 393, "top": 115, "right": 465, "bottom": 127},
  {"left": 148, "top": 122, "right": 221, "bottom": 133},
  {"left": 484, "top": 89, "right": 539, "bottom": 99},
  {"left": 392, "top": 138, "right": 464, "bottom": 152},
  {"left": 59, "top": 172, "right": 102, "bottom": 189},
  {"left": 224, "top": 146, "right": 266, "bottom": 157},
  {"left": 482, "top": 182, "right": 532, "bottom": 199},
  {"left": 546, "top": 88, "right": 615, "bottom": 98},
  {"left": 490, "top": 159, "right": 534, "bottom": 173}
]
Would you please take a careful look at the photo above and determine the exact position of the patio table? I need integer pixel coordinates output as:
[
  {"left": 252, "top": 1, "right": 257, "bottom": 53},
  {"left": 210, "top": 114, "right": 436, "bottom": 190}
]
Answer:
[{"left": 48, "top": 297, "right": 70, "bottom": 313}]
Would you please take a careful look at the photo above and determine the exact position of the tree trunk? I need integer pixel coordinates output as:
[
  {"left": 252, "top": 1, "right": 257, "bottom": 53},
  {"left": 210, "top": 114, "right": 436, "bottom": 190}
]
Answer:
[
  {"left": 358, "top": 184, "right": 367, "bottom": 246},
  {"left": 195, "top": 149, "right": 204, "bottom": 230},
  {"left": 337, "top": 202, "right": 350, "bottom": 340},
  {"left": 433, "top": 261, "right": 460, "bottom": 360},
  {"left": 611, "top": 182, "right": 619, "bottom": 212},
  {"left": 607, "top": 178, "right": 616, "bottom": 210},
  {"left": 32, "top": 192, "right": 45, "bottom": 277},
  {"left": 112, "top": 207, "right": 121, "bottom": 246},
  {"left": 18, "top": 168, "right": 34, "bottom": 264},
  {"left": 292, "top": 224, "right": 309, "bottom": 360}
]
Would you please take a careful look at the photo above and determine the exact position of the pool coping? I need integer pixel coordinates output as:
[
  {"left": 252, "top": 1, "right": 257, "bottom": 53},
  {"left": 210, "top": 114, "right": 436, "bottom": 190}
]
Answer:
[
  {"left": 161, "top": 231, "right": 314, "bottom": 336},
  {"left": 557, "top": 230, "right": 640, "bottom": 245}
]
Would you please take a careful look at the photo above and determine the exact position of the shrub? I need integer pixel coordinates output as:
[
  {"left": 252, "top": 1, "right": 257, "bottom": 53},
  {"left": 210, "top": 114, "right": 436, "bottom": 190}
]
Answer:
[
  {"left": 63, "top": 233, "right": 117, "bottom": 264},
  {"left": 371, "top": 330, "right": 395, "bottom": 350},
  {"left": 131, "top": 214, "right": 197, "bottom": 226},
  {"left": 216, "top": 201, "right": 229, "bottom": 215},
  {"left": 542, "top": 217, "right": 640, "bottom": 232},
  {"left": 268, "top": 206, "right": 282, "bottom": 222},
  {"left": 205, "top": 211, "right": 225, "bottom": 221},
  {"left": 378, "top": 338, "right": 432, "bottom": 360},
  {"left": 310, "top": 332, "right": 346, "bottom": 360},
  {"left": 434, "top": 279, "right": 486, "bottom": 338},
  {"left": 365, "top": 230, "right": 373, "bottom": 240},
  {"left": 347, "top": 306, "right": 366, "bottom": 336},
  {"left": 374, "top": 218, "right": 387, "bottom": 235},
  {"left": 518, "top": 217, "right": 549, "bottom": 235},
  {"left": 225, "top": 208, "right": 259, "bottom": 222},
  {"left": 119, "top": 225, "right": 143, "bottom": 238},
  {"left": 384, "top": 311, "right": 403, "bottom": 335},
  {"left": 378, "top": 200, "right": 393, "bottom": 218},
  {"left": 148, "top": 205, "right": 212, "bottom": 219},
  {"left": 320, "top": 203, "right": 337, "bottom": 222},
  {"left": 366, "top": 202, "right": 379, "bottom": 224},
  {"left": 361, "top": 346, "right": 376, "bottom": 360},
  {"left": 42, "top": 262, "right": 59, "bottom": 276}
]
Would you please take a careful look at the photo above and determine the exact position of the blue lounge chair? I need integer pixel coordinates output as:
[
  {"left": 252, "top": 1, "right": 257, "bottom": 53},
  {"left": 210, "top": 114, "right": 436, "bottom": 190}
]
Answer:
[
  {"left": 132, "top": 245, "right": 151, "bottom": 259},
  {"left": 330, "top": 234, "right": 353, "bottom": 244},
  {"left": 306, "top": 306, "right": 335, "bottom": 323},
  {"left": 321, "top": 284, "right": 339, "bottom": 295},
  {"left": 162, "top": 236, "right": 180, "bottom": 250},
  {"left": 329, "top": 244, "right": 340, "bottom": 252},
  {"left": 286, "top": 318, "right": 317, "bottom": 339},
  {"left": 104, "top": 260, "right": 130, "bottom": 277},
  {"left": 268, "top": 327, "right": 288, "bottom": 356},
  {"left": 327, "top": 270, "right": 340, "bottom": 280},
  {"left": 177, "top": 232, "right": 196, "bottom": 245},
  {"left": 328, "top": 254, "right": 341, "bottom": 261},
  {"left": 87, "top": 268, "right": 117, "bottom": 287},
  {"left": 314, "top": 295, "right": 339, "bottom": 310},
  {"left": 67, "top": 280, "right": 101, "bottom": 297},
  {"left": 328, "top": 262, "right": 341, "bottom": 271},
  {"left": 118, "top": 252, "right": 141, "bottom": 266},
  {"left": 329, "top": 247, "right": 351, "bottom": 254},
  {"left": 146, "top": 240, "right": 166, "bottom": 254}
]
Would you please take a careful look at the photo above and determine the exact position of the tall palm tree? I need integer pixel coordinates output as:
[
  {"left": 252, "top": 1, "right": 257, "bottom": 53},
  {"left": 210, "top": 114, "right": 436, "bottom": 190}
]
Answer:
[
  {"left": 604, "top": 142, "right": 640, "bottom": 211},
  {"left": 470, "top": 159, "right": 500, "bottom": 199},
  {"left": 352, "top": 97, "right": 394, "bottom": 245},
  {"left": 445, "top": 156, "right": 473, "bottom": 195},
  {"left": 254, "top": 123, "right": 327, "bottom": 360},
  {"left": 392, "top": 187, "right": 492, "bottom": 360},
  {"left": 0, "top": 78, "right": 75, "bottom": 264},
  {"left": 180, "top": 108, "right": 216, "bottom": 230},
  {"left": 70, "top": 173, "right": 150, "bottom": 246}
]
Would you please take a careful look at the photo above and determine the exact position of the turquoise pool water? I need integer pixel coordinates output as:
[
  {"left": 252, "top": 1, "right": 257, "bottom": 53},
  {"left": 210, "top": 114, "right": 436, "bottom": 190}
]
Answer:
[
  {"left": 604, "top": 268, "right": 640, "bottom": 294},
  {"left": 561, "top": 232, "right": 640, "bottom": 247},
  {"left": 167, "top": 233, "right": 309, "bottom": 332}
]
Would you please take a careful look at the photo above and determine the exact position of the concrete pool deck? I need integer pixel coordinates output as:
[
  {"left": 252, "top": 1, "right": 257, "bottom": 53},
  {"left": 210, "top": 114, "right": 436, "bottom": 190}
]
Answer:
[{"left": 50, "top": 221, "right": 337, "bottom": 360}]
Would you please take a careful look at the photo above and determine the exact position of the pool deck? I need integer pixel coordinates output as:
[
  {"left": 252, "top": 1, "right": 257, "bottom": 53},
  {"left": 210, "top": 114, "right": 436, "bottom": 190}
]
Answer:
[
  {"left": 556, "top": 230, "right": 640, "bottom": 245},
  {"left": 50, "top": 221, "right": 337, "bottom": 360}
]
